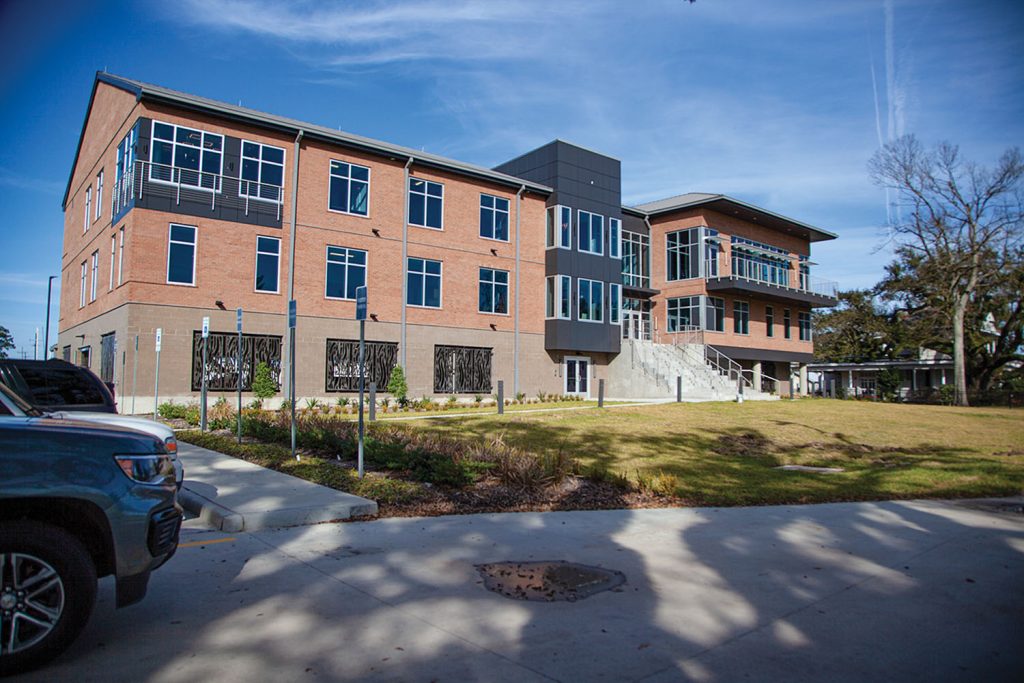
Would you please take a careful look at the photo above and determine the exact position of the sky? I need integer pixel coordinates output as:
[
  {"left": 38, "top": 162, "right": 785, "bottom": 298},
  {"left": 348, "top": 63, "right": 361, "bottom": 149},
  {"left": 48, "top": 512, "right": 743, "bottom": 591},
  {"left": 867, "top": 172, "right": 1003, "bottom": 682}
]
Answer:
[{"left": 0, "top": 0, "right": 1021, "bottom": 358}]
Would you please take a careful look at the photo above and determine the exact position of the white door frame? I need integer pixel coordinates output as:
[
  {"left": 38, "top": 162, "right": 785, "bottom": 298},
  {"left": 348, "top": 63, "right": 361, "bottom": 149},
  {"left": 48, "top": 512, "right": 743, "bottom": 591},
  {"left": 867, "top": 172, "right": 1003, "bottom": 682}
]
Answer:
[{"left": 564, "top": 355, "right": 591, "bottom": 398}]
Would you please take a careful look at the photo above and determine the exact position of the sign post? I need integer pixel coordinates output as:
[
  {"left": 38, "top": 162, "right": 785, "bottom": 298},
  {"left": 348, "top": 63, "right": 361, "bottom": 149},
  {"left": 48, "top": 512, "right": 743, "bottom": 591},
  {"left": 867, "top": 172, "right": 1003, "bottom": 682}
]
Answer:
[
  {"left": 153, "top": 328, "right": 162, "bottom": 418},
  {"left": 289, "top": 300, "right": 297, "bottom": 461},
  {"left": 355, "top": 286, "right": 367, "bottom": 478},
  {"left": 200, "top": 316, "right": 210, "bottom": 431},
  {"left": 131, "top": 335, "right": 138, "bottom": 415},
  {"left": 236, "top": 308, "right": 243, "bottom": 444}
]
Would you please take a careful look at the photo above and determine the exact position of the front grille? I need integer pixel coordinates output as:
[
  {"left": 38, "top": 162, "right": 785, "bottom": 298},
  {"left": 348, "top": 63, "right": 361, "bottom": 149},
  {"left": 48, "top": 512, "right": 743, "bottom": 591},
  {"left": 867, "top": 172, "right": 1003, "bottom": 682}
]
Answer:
[{"left": 148, "top": 507, "right": 182, "bottom": 556}]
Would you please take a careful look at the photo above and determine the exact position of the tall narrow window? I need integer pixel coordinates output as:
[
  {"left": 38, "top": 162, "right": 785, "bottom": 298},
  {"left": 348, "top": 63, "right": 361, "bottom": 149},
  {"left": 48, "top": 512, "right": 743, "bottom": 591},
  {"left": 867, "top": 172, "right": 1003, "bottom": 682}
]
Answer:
[
  {"left": 255, "top": 236, "right": 281, "bottom": 293},
  {"left": 706, "top": 296, "right": 725, "bottom": 332},
  {"left": 79, "top": 261, "right": 87, "bottom": 308},
  {"left": 479, "top": 194, "right": 510, "bottom": 241},
  {"left": 95, "top": 171, "right": 104, "bottom": 221},
  {"left": 766, "top": 306, "right": 775, "bottom": 337},
  {"left": 546, "top": 205, "right": 572, "bottom": 249},
  {"left": 241, "top": 141, "right": 285, "bottom": 202},
  {"left": 408, "top": 178, "right": 443, "bottom": 229},
  {"left": 577, "top": 278, "right": 604, "bottom": 322},
  {"left": 150, "top": 121, "right": 223, "bottom": 190},
  {"left": 478, "top": 268, "right": 509, "bottom": 314},
  {"left": 325, "top": 246, "right": 367, "bottom": 300},
  {"left": 704, "top": 229, "right": 720, "bottom": 276},
  {"left": 407, "top": 257, "right": 442, "bottom": 308},
  {"left": 608, "top": 218, "right": 621, "bottom": 259},
  {"left": 109, "top": 235, "right": 116, "bottom": 291},
  {"left": 114, "top": 125, "right": 137, "bottom": 215},
  {"left": 559, "top": 275, "right": 571, "bottom": 319},
  {"left": 733, "top": 301, "right": 749, "bottom": 335},
  {"left": 609, "top": 283, "right": 621, "bottom": 324},
  {"left": 89, "top": 251, "right": 99, "bottom": 302},
  {"left": 783, "top": 309, "right": 792, "bottom": 339},
  {"left": 666, "top": 228, "right": 700, "bottom": 280},
  {"left": 83, "top": 186, "right": 92, "bottom": 232},
  {"left": 621, "top": 231, "right": 650, "bottom": 288},
  {"left": 578, "top": 210, "right": 604, "bottom": 255},
  {"left": 798, "top": 311, "right": 812, "bottom": 341},
  {"left": 167, "top": 224, "right": 197, "bottom": 285},
  {"left": 545, "top": 276, "right": 556, "bottom": 318},
  {"left": 117, "top": 228, "right": 125, "bottom": 286},
  {"left": 328, "top": 160, "right": 370, "bottom": 216}
]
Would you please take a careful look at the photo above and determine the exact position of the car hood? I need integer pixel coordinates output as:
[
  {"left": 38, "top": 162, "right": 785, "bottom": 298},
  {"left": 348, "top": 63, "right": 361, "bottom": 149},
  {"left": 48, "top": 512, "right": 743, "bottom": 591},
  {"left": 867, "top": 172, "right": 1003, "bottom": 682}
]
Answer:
[{"left": 47, "top": 411, "right": 176, "bottom": 442}]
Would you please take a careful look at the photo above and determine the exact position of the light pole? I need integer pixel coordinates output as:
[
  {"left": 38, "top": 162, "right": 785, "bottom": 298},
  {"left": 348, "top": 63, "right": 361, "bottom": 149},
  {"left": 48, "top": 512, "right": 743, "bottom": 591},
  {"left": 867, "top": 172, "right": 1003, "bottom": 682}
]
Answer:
[{"left": 44, "top": 275, "right": 56, "bottom": 359}]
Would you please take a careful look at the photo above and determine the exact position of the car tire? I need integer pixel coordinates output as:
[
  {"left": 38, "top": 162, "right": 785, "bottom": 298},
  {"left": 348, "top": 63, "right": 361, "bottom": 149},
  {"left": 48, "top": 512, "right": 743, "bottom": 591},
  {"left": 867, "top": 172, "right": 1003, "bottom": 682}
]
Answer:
[{"left": 0, "top": 521, "right": 97, "bottom": 676}]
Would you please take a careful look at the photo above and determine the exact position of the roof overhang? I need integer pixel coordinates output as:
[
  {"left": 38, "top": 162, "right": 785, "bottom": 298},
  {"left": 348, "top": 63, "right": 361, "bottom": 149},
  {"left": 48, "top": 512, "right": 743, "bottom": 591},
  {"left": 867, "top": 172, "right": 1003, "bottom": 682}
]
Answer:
[{"left": 705, "top": 276, "right": 838, "bottom": 308}]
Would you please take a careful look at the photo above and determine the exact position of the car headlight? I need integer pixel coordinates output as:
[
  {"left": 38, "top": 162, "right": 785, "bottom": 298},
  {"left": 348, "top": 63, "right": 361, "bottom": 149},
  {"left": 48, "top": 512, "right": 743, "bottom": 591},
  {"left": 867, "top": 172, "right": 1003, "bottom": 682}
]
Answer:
[
  {"left": 114, "top": 454, "right": 176, "bottom": 485},
  {"left": 164, "top": 436, "right": 178, "bottom": 455}
]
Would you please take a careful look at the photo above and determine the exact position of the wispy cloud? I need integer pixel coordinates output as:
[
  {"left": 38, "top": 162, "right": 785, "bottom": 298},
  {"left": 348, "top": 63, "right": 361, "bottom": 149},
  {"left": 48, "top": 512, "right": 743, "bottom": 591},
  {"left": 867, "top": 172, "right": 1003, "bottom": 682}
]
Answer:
[{"left": 0, "top": 167, "right": 62, "bottom": 195}]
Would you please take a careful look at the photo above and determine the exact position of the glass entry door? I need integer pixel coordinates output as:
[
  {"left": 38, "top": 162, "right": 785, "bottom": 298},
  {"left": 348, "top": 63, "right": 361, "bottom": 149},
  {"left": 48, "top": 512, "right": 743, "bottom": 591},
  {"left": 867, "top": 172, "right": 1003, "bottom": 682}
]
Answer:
[
  {"left": 564, "top": 356, "right": 590, "bottom": 397},
  {"left": 621, "top": 298, "right": 652, "bottom": 341}
]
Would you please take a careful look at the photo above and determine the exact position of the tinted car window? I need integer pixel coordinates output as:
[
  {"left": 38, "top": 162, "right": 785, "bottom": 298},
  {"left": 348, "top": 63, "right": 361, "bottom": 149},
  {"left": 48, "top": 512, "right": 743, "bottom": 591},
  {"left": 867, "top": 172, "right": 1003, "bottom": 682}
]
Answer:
[{"left": 16, "top": 366, "right": 107, "bottom": 407}]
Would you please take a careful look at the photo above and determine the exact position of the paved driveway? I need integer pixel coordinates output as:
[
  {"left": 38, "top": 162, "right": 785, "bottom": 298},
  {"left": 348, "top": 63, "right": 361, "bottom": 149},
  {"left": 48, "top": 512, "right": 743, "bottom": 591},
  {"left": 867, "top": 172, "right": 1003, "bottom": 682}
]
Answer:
[{"left": 18, "top": 499, "right": 1024, "bottom": 682}]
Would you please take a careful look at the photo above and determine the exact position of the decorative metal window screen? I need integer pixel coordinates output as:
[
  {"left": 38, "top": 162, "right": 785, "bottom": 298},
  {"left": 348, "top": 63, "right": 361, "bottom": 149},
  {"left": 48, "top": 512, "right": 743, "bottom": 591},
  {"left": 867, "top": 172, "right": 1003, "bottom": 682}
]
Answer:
[
  {"left": 325, "top": 339, "right": 398, "bottom": 392},
  {"left": 99, "top": 332, "right": 116, "bottom": 383},
  {"left": 433, "top": 345, "right": 492, "bottom": 394},
  {"left": 191, "top": 331, "right": 282, "bottom": 391}
]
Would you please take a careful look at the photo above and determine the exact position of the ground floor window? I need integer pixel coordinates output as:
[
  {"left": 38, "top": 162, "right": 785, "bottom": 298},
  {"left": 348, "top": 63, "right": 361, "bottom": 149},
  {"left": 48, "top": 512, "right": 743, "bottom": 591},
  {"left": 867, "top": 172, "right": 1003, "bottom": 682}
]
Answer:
[
  {"left": 191, "top": 331, "right": 282, "bottom": 391},
  {"left": 434, "top": 344, "right": 492, "bottom": 393},
  {"left": 706, "top": 297, "right": 725, "bottom": 332},
  {"left": 100, "top": 332, "right": 116, "bottom": 383},
  {"left": 325, "top": 339, "right": 398, "bottom": 392},
  {"left": 667, "top": 296, "right": 700, "bottom": 332}
]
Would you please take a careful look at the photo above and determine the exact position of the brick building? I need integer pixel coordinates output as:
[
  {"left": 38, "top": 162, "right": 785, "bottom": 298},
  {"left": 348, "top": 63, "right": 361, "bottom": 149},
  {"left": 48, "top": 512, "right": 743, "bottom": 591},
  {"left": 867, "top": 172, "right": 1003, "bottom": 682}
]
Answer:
[{"left": 59, "top": 73, "right": 837, "bottom": 412}]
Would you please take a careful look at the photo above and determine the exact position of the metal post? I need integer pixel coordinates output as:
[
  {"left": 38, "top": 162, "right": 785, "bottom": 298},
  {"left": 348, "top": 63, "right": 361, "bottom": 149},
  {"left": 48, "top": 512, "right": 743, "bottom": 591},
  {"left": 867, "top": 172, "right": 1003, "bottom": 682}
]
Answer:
[
  {"left": 200, "top": 336, "right": 208, "bottom": 431},
  {"left": 120, "top": 349, "right": 126, "bottom": 409},
  {"left": 153, "top": 329, "right": 162, "bottom": 418},
  {"left": 676, "top": 376, "right": 682, "bottom": 403},
  {"left": 290, "top": 326, "right": 297, "bottom": 461},
  {"left": 44, "top": 275, "right": 56, "bottom": 359},
  {"left": 789, "top": 372, "right": 795, "bottom": 400},
  {"left": 237, "top": 308, "right": 243, "bottom": 444},
  {"left": 369, "top": 382, "right": 377, "bottom": 422},
  {"left": 357, "top": 318, "right": 366, "bottom": 477},
  {"left": 737, "top": 376, "right": 744, "bottom": 404},
  {"left": 131, "top": 335, "right": 138, "bottom": 415},
  {"left": 497, "top": 380, "right": 504, "bottom": 415},
  {"left": 598, "top": 379, "right": 605, "bottom": 408}
]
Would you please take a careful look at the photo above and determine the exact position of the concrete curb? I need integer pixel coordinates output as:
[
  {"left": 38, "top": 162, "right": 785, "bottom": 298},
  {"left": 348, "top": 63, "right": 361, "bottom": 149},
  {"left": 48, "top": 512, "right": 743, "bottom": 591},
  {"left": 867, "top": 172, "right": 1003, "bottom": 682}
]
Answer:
[{"left": 177, "top": 485, "right": 245, "bottom": 533}]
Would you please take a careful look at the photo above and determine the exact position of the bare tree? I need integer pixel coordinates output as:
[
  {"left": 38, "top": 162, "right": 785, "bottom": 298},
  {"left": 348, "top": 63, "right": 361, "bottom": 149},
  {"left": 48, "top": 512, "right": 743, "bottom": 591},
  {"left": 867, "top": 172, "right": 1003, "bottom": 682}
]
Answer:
[{"left": 869, "top": 136, "right": 1024, "bottom": 406}]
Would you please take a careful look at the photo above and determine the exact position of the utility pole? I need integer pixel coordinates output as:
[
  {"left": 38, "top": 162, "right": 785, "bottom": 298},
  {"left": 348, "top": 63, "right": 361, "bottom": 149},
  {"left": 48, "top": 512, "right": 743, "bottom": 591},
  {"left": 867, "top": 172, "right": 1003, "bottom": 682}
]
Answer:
[{"left": 44, "top": 275, "right": 56, "bottom": 359}]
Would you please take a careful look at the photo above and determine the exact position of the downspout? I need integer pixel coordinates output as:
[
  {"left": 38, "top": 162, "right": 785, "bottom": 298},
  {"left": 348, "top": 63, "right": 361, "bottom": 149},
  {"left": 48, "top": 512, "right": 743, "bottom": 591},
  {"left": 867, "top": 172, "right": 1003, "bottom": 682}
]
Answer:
[
  {"left": 513, "top": 184, "right": 525, "bottom": 395},
  {"left": 283, "top": 129, "right": 304, "bottom": 396},
  {"left": 400, "top": 156, "right": 414, "bottom": 370}
]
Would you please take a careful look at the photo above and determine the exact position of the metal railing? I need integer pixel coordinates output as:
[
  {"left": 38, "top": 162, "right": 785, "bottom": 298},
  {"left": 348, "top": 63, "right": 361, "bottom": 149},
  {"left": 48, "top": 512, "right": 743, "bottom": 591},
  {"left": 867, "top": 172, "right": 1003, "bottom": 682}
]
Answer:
[
  {"left": 664, "top": 325, "right": 754, "bottom": 392},
  {"left": 726, "top": 253, "right": 837, "bottom": 299},
  {"left": 112, "top": 160, "right": 284, "bottom": 221}
]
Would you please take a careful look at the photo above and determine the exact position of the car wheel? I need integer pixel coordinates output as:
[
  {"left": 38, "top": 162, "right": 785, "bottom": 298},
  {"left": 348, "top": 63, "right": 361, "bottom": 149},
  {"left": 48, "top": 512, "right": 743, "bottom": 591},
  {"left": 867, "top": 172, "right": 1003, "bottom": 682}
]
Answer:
[{"left": 0, "top": 522, "right": 97, "bottom": 676}]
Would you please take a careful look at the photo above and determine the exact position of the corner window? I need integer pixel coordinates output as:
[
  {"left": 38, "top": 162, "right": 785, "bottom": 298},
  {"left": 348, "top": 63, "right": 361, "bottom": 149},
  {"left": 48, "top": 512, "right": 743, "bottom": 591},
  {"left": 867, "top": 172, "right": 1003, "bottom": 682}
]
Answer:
[
  {"left": 667, "top": 296, "right": 701, "bottom": 332},
  {"left": 408, "top": 178, "right": 443, "bottom": 229},
  {"left": 255, "top": 236, "right": 281, "bottom": 293},
  {"left": 167, "top": 224, "right": 197, "bottom": 285},
  {"left": 546, "top": 205, "right": 572, "bottom": 249},
  {"left": 577, "top": 278, "right": 604, "bottom": 322},
  {"left": 114, "top": 125, "right": 137, "bottom": 215},
  {"left": 150, "top": 120, "right": 223, "bottom": 191},
  {"left": 798, "top": 311, "right": 812, "bottom": 341},
  {"left": 578, "top": 210, "right": 604, "bottom": 255},
  {"left": 706, "top": 296, "right": 725, "bottom": 332},
  {"left": 733, "top": 301, "right": 749, "bottom": 335},
  {"left": 766, "top": 306, "right": 775, "bottom": 337},
  {"left": 478, "top": 267, "right": 509, "bottom": 314},
  {"left": 609, "top": 283, "right": 621, "bottom": 324},
  {"left": 609, "top": 218, "right": 621, "bottom": 259},
  {"left": 546, "top": 275, "right": 572, "bottom": 320},
  {"left": 241, "top": 141, "right": 285, "bottom": 202},
  {"left": 480, "top": 194, "right": 510, "bottom": 241},
  {"left": 407, "top": 257, "right": 442, "bottom": 308},
  {"left": 325, "top": 246, "right": 367, "bottom": 300},
  {"left": 89, "top": 251, "right": 99, "bottom": 302},
  {"left": 329, "top": 160, "right": 370, "bottom": 216}
]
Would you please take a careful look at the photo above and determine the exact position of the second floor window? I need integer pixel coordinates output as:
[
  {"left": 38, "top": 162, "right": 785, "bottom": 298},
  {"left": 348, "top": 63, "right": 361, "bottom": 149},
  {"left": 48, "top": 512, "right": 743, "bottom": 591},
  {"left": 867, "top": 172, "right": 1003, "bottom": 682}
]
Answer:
[
  {"left": 622, "top": 230, "right": 650, "bottom": 288},
  {"left": 89, "top": 251, "right": 99, "bottom": 302},
  {"left": 325, "top": 246, "right": 366, "bottom": 300},
  {"left": 117, "top": 228, "right": 125, "bottom": 287},
  {"left": 329, "top": 160, "right": 369, "bottom": 216},
  {"left": 706, "top": 296, "right": 725, "bottom": 332},
  {"left": 480, "top": 194, "right": 509, "bottom": 241},
  {"left": 609, "top": 218, "right": 621, "bottom": 259},
  {"left": 255, "top": 236, "right": 281, "bottom": 293},
  {"left": 478, "top": 268, "right": 509, "bottom": 314},
  {"left": 241, "top": 141, "right": 285, "bottom": 202},
  {"left": 409, "top": 178, "right": 443, "bottom": 229},
  {"left": 609, "top": 283, "right": 621, "bottom": 324},
  {"left": 150, "top": 121, "right": 223, "bottom": 191},
  {"left": 407, "top": 257, "right": 442, "bottom": 308},
  {"left": 545, "top": 275, "right": 571, "bottom": 319},
  {"left": 546, "top": 205, "right": 572, "bottom": 249},
  {"left": 733, "top": 301, "right": 749, "bottom": 335},
  {"left": 578, "top": 278, "right": 603, "bottom": 322},
  {"left": 167, "top": 224, "right": 197, "bottom": 285},
  {"left": 83, "top": 186, "right": 92, "bottom": 232},
  {"left": 109, "top": 235, "right": 116, "bottom": 291},
  {"left": 667, "top": 228, "right": 700, "bottom": 281},
  {"left": 784, "top": 309, "right": 792, "bottom": 339},
  {"left": 667, "top": 296, "right": 700, "bottom": 332},
  {"left": 799, "top": 311, "right": 812, "bottom": 341},
  {"left": 95, "top": 170, "right": 104, "bottom": 221},
  {"left": 578, "top": 210, "right": 604, "bottom": 255},
  {"left": 79, "top": 262, "right": 86, "bottom": 308},
  {"left": 766, "top": 306, "right": 775, "bottom": 337}
]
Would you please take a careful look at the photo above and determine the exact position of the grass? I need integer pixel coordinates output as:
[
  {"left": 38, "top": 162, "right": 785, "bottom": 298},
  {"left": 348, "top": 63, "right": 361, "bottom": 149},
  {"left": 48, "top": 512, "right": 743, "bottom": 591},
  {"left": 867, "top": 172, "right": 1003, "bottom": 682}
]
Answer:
[{"left": 405, "top": 399, "right": 1024, "bottom": 506}]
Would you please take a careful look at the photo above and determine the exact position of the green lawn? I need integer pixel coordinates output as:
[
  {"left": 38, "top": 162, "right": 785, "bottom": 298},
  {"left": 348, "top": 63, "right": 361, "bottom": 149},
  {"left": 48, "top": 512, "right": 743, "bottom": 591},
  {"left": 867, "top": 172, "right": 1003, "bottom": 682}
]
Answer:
[{"left": 408, "top": 399, "right": 1024, "bottom": 506}]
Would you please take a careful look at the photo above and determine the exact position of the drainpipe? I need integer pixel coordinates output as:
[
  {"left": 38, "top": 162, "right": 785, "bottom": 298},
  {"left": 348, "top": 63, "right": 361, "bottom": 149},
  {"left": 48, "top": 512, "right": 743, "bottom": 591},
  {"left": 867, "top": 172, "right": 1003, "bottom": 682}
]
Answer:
[
  {"left": 283, "top": 129, "right": 303, "bottom": 396},
  {"left": 513, "top": 184, "right": 525, "bottom": 394},
  {"left": 400, "top": 157, "right": 414, "bottom": 370}
]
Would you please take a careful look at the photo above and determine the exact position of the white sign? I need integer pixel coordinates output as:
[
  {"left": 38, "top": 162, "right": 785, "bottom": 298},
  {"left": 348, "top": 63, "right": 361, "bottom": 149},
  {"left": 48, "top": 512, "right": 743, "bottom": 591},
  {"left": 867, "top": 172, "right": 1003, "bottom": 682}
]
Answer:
[
  {"left": 155, "top": 328, "right": 162, "bottom": 352},
  {"left": 202, "top": 316, "right": 210, "bottom": 338}
]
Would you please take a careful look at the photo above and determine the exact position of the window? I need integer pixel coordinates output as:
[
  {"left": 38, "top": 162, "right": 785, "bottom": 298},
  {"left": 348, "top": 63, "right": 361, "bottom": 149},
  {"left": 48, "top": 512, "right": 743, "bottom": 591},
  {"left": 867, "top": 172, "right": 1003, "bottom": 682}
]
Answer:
[
  {"left": 62, "top": 345, "right": 71, "bottom": 362},
  {"left": 329, "top": 160, "right": 370, "bottom": 216},
  {"left": 255, "top": 236, "right": 281, "bottom": 293},
  {"left": 704, "top": 229, "right": 720, "bottom": 276},
  {"left": 609, "top": 283, "right": 621, "bottom": 324},
  {"left": 479, "top": 194, "right": 510, "bottom": 241},
  {"left": 109, "top": 235, "right": 116, "bottom": 291},
  {"left": 546, "top": 205, "right": 572, "bottom": 249},
  {"left": 241, "top": 141, "right": 285, "bottom": 202},
  {"left": 190, "top": 331, "right": 282, "bottom": 391},
  {"left": 730, "top": 236, "right": 790, "bottom": 287},
  {"left": 100, "top": 332, "right": 115, "bottom": 383},
  {"left": 407, "top": 257, "right": 442, "bottom": 308},
  {"left": 83, "top": 186, "right": 92, "bottom": 232},
  {"left": 167, "top": 224, "right": 197, "bottom": 285},
  {"left": 622, "top": 230, "right": 650, "bottom": 288},
  {"left": 434, "top": 345, "right": 492, "bottom": 393},
  {"left": 706, "top": 296, "right": 725, "bottom": 332},
  {"left": 578, "top": 210, "right": 604, "bottom": 255},
  {"left": 733, "top": 301, "right": 749, "bottom": 335},
  {"left": 89, "top": 251, "right": 99, "bottom": 302},
  {"left": 577, "top": 278, "right": 603, "bottom": 322},
  {"left": 546, "top": 277, "right": 555, "bottom": 318},
  {"left": 783, "top": 309, "right": 792, "bottom": 339},
  {"left": 667, "top": 296, "right": 701, "bottom": 332},
  {"left": 766, "top": 306, "right": 775, "bottom": 337},
  {"left": 325, "top": 246, "right": 367, "bottom": 300},
  {"left": 326, "top": 339, "right": 398, "bottom": 392},
  {"left": 478, "top": 268, "right": 509, "bottom": 314},
  {"left": 117, "top": 228, "right": 125, "bottom": 286},
  {"left": 666, "top": 228, "right": 700, "bottom": 281},
  {"left": 408, "top": 178, "right": 443, "bottom": 229},
  {"left": 799, "top": 256, "right": 810, "bottom": 291},
  {"left": 114, "top": 125, "right": 137, "bottom": 215},
  {"left": 150, "top": 120, "right": 223, "bottom": 190},
  {"left": 609, "top": 218, "right": 621, "bottom": 259},
  {"left": 546, "top": 275, "right": 571, "bottom": 319},
  {"left": 79, "top": 261, "right": 87, "bottom": 308},
  {"left": 798, "top": 311, "right": 812, "bottom": 341},
  {"left": 95, "top": 171, "right": 104, "bottom": 221}
]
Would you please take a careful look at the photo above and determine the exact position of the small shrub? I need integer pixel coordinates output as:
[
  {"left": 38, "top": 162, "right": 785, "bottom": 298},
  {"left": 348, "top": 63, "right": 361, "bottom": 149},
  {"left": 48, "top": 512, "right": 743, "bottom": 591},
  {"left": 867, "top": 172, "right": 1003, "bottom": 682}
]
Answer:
[
  {"left": 158, "top": 401, "right": 189, "bottom": 420},
  {"left": 515, "top": 392, "right": 525, "bottom": 403},
  {"left": 387, "top": 365, "right": 408, "bottom": 407},
  {"left": 183, "top": 401, "right": 201, "bottom": 426},
  {"left": 336, "top": 396, "right": 350, "bottom": 408},
  {"left": 447, "top": 395, "right": 458, "bottom": 407},
  {"left": 473, "top": 394, "right": 483, "bottom": 404},
  {"left": 251, "top": 362, "right": 278, "bottom": 401},
  {"left": 583, "top": 463, "right": 630, "bottom": 490},
  {"left": 280, "top": 398, "right": 292, "bottom": 412},
  {"left": 208, "top": 397, "right": 236, "bottom": 430},
  {"left": 304, "top": 397, "right": 322, "bottom": 410},
  {"left": 635, "top": 469, "right": 679, "bottom": 498},
  {"left": 535, "top": 390, "right": 547, "bottom": 403}
]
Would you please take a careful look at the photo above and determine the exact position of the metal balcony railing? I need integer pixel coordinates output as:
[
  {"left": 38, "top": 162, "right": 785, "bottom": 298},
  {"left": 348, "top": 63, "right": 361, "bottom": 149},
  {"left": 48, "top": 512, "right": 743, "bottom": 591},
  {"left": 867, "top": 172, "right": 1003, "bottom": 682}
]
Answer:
[
  {"left": 112, "top": 160, "right": 284, "bottom": 221},
  {"left": 725, "top": 253, "right": 837, "bottom": 299}
]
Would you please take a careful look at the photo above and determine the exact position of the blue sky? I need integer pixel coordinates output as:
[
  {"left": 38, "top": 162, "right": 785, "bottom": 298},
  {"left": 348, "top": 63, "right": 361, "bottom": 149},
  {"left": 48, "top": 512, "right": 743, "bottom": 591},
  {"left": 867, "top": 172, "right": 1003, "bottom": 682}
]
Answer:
[{"left": 1, "top": 0, "right": 1021, "bottom": 357}]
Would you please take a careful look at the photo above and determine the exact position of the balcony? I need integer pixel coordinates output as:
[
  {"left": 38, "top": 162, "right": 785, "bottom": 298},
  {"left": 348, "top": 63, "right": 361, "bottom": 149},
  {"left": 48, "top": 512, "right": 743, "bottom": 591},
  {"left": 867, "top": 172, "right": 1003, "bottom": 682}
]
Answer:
[
  {"left": 112, "top": 160, "right": 284, "bottom": 229},
  {"left": 705, "top": 253, "right": 838, "bottom": 307}
]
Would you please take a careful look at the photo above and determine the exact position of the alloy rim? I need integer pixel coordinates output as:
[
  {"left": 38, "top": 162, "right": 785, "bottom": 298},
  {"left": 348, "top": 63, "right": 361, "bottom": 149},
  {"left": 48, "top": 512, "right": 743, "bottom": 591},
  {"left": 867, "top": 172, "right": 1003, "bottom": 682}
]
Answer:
[{"left": 0, "top": 552, "right": 65, "bottom": 655}]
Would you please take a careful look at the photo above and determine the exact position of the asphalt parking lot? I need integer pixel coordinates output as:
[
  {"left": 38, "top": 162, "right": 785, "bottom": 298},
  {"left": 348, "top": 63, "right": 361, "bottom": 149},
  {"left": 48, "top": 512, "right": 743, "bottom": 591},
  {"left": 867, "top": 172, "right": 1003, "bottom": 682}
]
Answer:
[{"left": 15, "top": 498, "right": 1024, "bottom": 682}]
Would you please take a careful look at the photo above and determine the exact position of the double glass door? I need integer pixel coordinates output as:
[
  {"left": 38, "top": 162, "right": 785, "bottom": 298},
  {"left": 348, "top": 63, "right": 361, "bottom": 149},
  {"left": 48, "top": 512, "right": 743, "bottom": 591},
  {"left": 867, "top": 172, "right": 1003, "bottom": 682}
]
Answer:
[
  {"left": 564, "top": 356, "right": 590, "bottom": 397},
  {"left": 621, "top": 297, "right": 652, "bottom": 341}
]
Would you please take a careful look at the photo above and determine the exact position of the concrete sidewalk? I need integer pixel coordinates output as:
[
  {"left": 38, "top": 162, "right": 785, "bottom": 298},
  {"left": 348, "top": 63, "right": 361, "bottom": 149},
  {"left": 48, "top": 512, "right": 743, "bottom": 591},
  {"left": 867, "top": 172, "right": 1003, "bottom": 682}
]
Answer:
[{"left": 176, "top": 443, "right": 377, "bottom": 531}]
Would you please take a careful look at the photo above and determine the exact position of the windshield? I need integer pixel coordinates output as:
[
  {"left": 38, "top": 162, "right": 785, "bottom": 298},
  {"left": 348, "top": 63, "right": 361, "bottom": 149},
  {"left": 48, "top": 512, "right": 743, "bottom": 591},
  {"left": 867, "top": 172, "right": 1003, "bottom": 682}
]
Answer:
[{"left": 0, "top": 382, "right": 44, "bottom": 417}]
